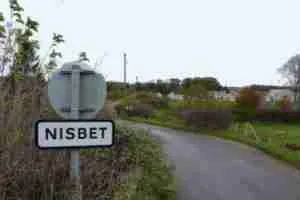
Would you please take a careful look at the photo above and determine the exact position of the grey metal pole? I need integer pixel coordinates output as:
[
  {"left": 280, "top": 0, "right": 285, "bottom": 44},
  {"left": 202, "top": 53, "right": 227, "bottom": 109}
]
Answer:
[
  {"left": 123, "top": 53, "right": 127, "bottom": 84},
  {"left": 70, "top": 64, "right": 81, "bottom": 200}
]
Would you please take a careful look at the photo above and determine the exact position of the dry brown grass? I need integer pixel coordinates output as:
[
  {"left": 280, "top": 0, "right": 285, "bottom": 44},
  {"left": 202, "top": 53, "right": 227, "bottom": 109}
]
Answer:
[{"left": 0, "top": 77, "right": 130, "bottom": 200}]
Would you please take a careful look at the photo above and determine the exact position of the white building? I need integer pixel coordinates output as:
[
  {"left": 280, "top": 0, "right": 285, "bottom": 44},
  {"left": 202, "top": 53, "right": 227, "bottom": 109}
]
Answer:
[
  {"left": 167, "top": 92, "right": 184, "bottom": 100},
  {"left": 209, "top": 90, "right": 239, "bottom": 101},
  {"left": 264, "top": 89, "right": 295, "bottom": 102}
]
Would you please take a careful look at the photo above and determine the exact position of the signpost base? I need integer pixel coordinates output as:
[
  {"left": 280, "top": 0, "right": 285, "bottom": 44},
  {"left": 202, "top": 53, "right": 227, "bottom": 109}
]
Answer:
[{"left": 70, "top": 150, "right": 81, "bottom": 200}]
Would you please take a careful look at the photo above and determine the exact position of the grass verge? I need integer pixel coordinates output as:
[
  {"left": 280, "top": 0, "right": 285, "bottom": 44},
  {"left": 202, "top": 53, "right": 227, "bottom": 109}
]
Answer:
[
  {"left": 112, "top": 124, "right": 176, "bottom": 200},
  {"left": 126, "top": 117, "right": 300, "bottom": 170}
]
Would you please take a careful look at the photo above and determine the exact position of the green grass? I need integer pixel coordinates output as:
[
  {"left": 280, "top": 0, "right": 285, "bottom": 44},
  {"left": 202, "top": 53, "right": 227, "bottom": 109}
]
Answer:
[
  {"left": 214, "top": 123, "right": 300, "bottom": 169},
  {"left": 127, "top": 115, "right": 300, "bottom": 169},
  {"left": 112, "top": 124, "right": 177, "bottom": 200}
]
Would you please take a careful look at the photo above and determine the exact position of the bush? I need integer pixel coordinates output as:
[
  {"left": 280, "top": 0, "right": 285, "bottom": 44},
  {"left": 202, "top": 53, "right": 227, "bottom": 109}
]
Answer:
[
  {"left": 0, "top": 77, "right": 174, "bottom": 200},
  {"left": 126, "top": 103, "right": 154, "bottom": 118},
  {"left": 170, "top": 100, "right": 235, "bottom": 111},
  {"left": 96, "top": 101, "right": 117, "bottom": 120},
  {"left": 135, "top": 92, "right": 169, "bottom": 109},
  {"left": 236, "top": 87, "right": 261, "bottom": 109},
  {"left": 180, "top": 108, "right": 233, "bottom": 130},
  {"left": 233, "top": 107, "right": 257, "bottom": 122},
  {"left": 275, "top": 96, "right": 293, "bottom": 112},
  {"left": 255, "top": 109, "right": 300, "bottom": 123}
]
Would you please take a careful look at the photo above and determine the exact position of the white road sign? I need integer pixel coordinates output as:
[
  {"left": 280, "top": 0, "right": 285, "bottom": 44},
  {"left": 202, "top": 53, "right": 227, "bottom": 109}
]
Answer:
[{"left": 36, "top": 120, "right": 114, "bottom": 149}]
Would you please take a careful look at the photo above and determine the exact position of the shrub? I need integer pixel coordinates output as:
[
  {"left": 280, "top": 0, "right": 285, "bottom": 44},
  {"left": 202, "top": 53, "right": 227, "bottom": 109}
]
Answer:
[
  {"left": 0, "top": 77, "right": 173, "bottom": 200},
  {"left": 170, "top": 100, "right": 235, "bottom": 111},
  {"left": 180, "top": 108, "right": 233, "bottom": 130},
  {"left": 126, "top": 103, "right": 154, "bottom": 118},
  {"left": 135, "top": 92, "right": 169, "bottom": 109},
  {"left": 234, "top": 88, "right": 262, "bottom": 122},
  {"left": 255, "top": 109, "right": 300, "bottom": 123},
  {"left": 96, "top": 101, "right": 117, "bottom": 120},
  {"left": 236, "top": 87, "right": 261, "bottom": 109},
  {"left": 275, "top": 96, "right": 293, "bottom": 112},
  {"left": 233, "top": 107, "right": 257, "bottom": 122}
]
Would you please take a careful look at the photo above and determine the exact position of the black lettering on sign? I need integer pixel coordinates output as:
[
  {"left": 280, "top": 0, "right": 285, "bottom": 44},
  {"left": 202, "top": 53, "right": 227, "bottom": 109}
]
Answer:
[
  {"left": 59, "top": 128, "right": 64, "bottom": 139},
  {"left": 66, "top": 128, "right": 75, "bottom": 139},
  {"left": 89, "top": 127, "right": 97, "bottom": 139},
  {"left": 78, "top": 128, "right": 87, "bottom": 139},
  {"left": 99, "top": 127, "right": 107, "bottom": 139},
  {"left": 45, "top": 128, "right": 56, "bottom": 140}
]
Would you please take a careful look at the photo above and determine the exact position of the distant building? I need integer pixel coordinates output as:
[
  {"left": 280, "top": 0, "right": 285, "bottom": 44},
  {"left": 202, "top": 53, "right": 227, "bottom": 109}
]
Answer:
[
  {"left": 264, "top": 89, "right": 295, "bottom": 102},
  {"left": 167, "top": 92, "right": 184, "bottom": 100},
  {"left": 155, "top": 92, "right": 163, "bottom": 98},
  {"left": 209, "top": 90, "right": 239, "bottom": 101}
]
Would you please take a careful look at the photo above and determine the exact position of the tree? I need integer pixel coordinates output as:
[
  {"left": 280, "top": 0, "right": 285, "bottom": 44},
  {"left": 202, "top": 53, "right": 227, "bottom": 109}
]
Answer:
[
  {"left": 278, "top": 54, "right": 300, "bottom": 103},
  {"left": 156, "top": 79, "right": 170, "bottom": 94},
  {"left": 182, "top": 83, "right": 208, "bottom": 102},
  {"left": 0, "top": 0, "right": 64, "bottom": 79},
  {"left": 182, "top": 78, "right": 192, "bottom": 90},
  {"left": 182, "top": 77, "right": 222, "bottom": 91},
  {"left": 79, "top": 51, "right": 89, "bottom": 62},
  {"left": 169, "top": 78, "right": 181, "bottom": 92},
  {"left": 192, "top": 77, "right": 222, "bottom": 91},
  {"left": 236, "top": 87, "right": 261, "bottom": 109}
]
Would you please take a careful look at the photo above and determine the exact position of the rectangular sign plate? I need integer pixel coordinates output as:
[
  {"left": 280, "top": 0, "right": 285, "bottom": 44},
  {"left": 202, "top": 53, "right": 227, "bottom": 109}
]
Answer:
[{"left": 36, "top": 120, "right": 114, "bottom": 149}]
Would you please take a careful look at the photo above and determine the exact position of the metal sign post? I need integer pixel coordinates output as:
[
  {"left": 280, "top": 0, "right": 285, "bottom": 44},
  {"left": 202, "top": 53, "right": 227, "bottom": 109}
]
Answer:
[
  {"left": 39, "top": 61, "right": 112, "bottom": 200},
  {"left": 70, "top": 65, "right": 81, "bottom": 200}
]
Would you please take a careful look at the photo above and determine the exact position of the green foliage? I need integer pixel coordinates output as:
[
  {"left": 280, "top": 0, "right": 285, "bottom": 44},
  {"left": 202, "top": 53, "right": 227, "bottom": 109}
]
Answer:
[
  {"left": 78, "top": 51, "right": 89, "bottom": 62},
  {"left": 234, "top": 87, "right": 261, "bottom": 121},
  {"left": 0, "top": 0, "right": 65, "bottom": 77},
  {"left": 52, "top": 33, "right": 65, "bottom": 44},
  {"left": 0, "top": 12, "right": 4, "bottom": 22},
  {"left": 0, "top": 25, "right": 4, "bottom": 33},
  {"left": 112, "top": 125, "right": 176, "bottom": 200},
  {"left": 44, "top": 33, "right": 65, "bottom": 74},
  {"left": 182, "top": 77, "right": 222, "bottom": 91},
  {"left": 10, "top": 0, "right": 24, "bottom": 12},
  {"left": 181, "top": 108, "right": 233, "bottom": 130},
  {"left": 122, "top": 92, "right": 169, "bottom": 109},
  {"left": 275, "top": 96, "right": 293, "bottom": 112},
  {"left": 219, "top": 123, "right": 300, "bottom": 169},
  {"left": 182, "top": 83, "right": 208, "bottom": 100},
  {"left": 236, "top": 87, "right": 261, "bottom": 109},
  {"left": 170, "top": 99, "right": 235, "bottom": 110}
]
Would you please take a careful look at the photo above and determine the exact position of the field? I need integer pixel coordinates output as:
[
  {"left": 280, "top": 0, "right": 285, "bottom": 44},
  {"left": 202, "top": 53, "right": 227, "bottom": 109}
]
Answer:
[{"left": 217, "top": 122, "right": 300, "bottom": 169}]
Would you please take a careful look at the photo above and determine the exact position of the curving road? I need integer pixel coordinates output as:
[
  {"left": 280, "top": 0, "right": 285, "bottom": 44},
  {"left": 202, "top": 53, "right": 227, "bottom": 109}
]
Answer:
[{"left": 123, "top": 121, "right": 300, "bottom": 200}]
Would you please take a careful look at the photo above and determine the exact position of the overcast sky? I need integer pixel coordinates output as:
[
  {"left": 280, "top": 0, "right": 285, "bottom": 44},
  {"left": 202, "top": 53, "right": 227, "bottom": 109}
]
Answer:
[{"left": 1, "top": 0, "right": 300, "bottom": 86}]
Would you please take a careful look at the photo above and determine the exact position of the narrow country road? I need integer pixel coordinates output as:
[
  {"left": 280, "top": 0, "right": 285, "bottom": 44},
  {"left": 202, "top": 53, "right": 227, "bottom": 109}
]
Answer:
[{"left": 123, "top": 121, "right": 300, "bottom": 200}]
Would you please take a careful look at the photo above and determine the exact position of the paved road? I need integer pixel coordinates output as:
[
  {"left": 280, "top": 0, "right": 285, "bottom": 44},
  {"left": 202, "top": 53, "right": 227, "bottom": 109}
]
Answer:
[{"left": 124, "top": 122, "right": 300, "bottom": 200}]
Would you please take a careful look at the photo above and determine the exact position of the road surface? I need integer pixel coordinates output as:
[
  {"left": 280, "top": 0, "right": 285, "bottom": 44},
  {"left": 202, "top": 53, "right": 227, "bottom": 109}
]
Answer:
[{"left": 124, "top": 122, "right": 300, "bottom": 200}]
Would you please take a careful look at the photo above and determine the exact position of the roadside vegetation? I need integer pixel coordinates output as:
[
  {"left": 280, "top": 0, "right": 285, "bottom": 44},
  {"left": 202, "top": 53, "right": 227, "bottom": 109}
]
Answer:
[
  {"left": 115, "top": 81, "right": 300, "bottom": 169},
  {"left": 0, "top": 1, "right": 176, "bottom": 199}
]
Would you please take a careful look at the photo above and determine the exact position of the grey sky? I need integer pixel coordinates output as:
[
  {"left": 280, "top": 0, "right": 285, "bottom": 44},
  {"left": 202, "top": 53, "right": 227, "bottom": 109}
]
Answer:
[{"left": 1, "top": 0, "right": 300, "bottom": 86}]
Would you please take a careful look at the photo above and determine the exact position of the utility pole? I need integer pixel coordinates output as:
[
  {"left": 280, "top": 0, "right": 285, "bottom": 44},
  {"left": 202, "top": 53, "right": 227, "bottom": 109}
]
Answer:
[{"left": 123, "top": 52, "right": 127, "bottom": 84}]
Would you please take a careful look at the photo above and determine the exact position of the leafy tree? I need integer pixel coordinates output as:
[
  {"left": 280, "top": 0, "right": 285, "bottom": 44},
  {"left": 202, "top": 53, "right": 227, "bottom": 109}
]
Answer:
[
  {"left": 79, "top": 51, "right": 89, "bottom": 62},
  {"left": 156, "top": 79, "right": 170, "bottom": 94},
  {"left": 192, "top": 77, "right": 222, "bottom": 91},
  {"left": 169, "top": 78, "right": 181, "bottom": 92},
  {"left": 182, "top": 77, "right": 222, "bottom": 91},
  {"left": 182, "top": 78, "right": 192, "bottom": 89},
  {"left": 0, "top": 0, "right": 64, "bottom": 79},
  {"left": 43, "top": 33, "right": 64, "bottom": 75},
  {"left": 236, "top": 87, "right": 261, "bottom": 109},
  {"left": 276, "top": 96, "right": 293, "bottom": 112},
  {"left": 182, "top": 83, "right": 208, "bottom": 102}
]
